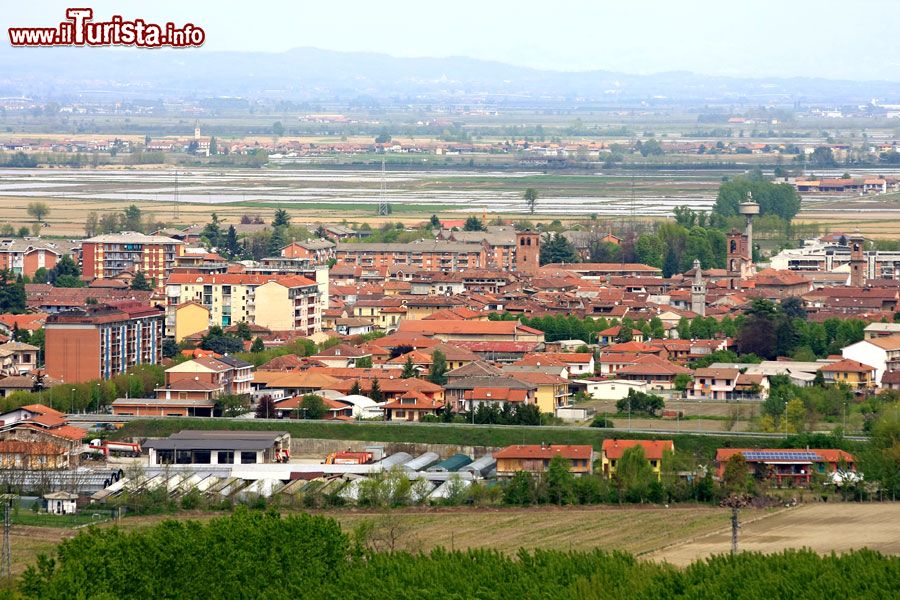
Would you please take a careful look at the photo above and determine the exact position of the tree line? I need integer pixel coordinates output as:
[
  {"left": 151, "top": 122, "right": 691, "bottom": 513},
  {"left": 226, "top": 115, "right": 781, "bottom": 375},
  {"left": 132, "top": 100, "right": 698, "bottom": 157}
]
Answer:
[{"left": 20, "top": 509, "right": 898, "bottom": 599}]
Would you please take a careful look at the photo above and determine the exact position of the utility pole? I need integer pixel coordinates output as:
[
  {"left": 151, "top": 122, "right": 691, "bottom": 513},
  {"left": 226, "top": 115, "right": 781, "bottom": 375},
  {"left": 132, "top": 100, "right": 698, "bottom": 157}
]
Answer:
[
  {"left": 0, "top": 495, "right": 12, "bottom": 583},
  {"left": 378, "top": 157, "right": 389, "bottom": 217},
  {"left": 723, "top": 494, "right": 747, "bottom": 556},
  {"left": 731, "top": 506, "right": 739, "bottom": 555}
]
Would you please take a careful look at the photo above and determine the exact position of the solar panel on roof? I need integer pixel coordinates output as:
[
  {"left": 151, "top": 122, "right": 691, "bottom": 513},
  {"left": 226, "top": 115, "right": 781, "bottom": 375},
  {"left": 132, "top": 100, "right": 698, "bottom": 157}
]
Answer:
[{"left": 741, "top": 451, "right": 821, "bottom": 461}]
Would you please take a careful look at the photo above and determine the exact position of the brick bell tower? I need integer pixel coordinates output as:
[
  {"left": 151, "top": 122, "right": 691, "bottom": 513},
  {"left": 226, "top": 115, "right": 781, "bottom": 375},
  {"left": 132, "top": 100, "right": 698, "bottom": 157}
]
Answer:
[
  {"left": 515, "top": 230, "right": 541, "bottom": 274},
  {"left": 849, "top": 234, "right": 866, "bottom": 287},
  {"left": 727, "top": 192, "right": 759, "bottom": 288}
]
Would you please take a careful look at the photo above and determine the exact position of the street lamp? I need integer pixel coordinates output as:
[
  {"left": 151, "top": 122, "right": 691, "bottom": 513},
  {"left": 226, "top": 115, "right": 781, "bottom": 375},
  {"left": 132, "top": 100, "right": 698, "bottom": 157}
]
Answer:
[
  {"left": 783, "top": 399, "right": 788, "bottom": 436},
  {"left": 627, "top": 396, "right": 632, "bottom": 431}
]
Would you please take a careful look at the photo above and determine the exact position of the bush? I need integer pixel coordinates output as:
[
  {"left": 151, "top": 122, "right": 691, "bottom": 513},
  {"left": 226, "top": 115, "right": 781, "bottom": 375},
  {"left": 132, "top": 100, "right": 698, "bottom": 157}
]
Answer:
[
  {"left": 616, "top": 389, "right": 664, "bottom": 416},
  {"left": 590, "top": 415, "right": 615, "bottom": 428}
]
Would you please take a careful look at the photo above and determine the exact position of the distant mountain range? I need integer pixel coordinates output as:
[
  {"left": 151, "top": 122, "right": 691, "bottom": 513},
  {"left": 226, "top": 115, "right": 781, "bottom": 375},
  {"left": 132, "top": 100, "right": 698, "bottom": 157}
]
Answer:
[{"left": 1, "top": 46, "right": 898, "bottom": 105}]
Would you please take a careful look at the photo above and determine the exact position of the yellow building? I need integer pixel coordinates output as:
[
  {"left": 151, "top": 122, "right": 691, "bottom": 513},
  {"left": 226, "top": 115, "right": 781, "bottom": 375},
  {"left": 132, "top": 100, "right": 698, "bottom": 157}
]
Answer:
[
  {"left": 511, "top": 372, "right": 570, "bottom": 414},
  {"left": 166, "top": 273, "right": 321, "bottom": 334},
  {"left": 352, "top": 303, "right": 407, "bottom": 331},
  {"left": 173, "top": 302, "right": 210, "bottom": 343},
  {"left": 600, "top": 439, "right": 674, "bottom": 480},
  {"left": 819, "top": 359, "right": 876, "bottom": 390},
  {"left": 494, "top": 445, "right": 595, "bottom": 477}
]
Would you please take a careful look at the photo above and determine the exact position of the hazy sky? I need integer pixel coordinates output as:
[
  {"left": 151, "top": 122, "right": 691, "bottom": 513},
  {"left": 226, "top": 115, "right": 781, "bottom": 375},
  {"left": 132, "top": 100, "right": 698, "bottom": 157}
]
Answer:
[{"left": 5, "top": 1, "right": 898, "bottom": 80}]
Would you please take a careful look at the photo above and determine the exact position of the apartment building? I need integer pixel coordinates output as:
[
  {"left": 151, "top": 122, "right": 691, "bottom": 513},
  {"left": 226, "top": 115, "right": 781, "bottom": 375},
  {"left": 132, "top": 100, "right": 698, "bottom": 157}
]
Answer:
[
  {"left": 334, "top": 230, "right": 540, "bottom": 274},
  {"left": 335, "top": 240, "right": 488, "bottom": 272},
  {"left": 81, "top": 232, "right": 184, "bottom": 288},
  {"left": 163, "top": 355, "right": 253, "bottom": 397},
  {"left": 165, "top": 273, "right": 321, "bottom": 335},
  {"left": 44, "top": 302, "right": 165, "bottom": 383},
  {"left": 0, "top": 239, "right": 70, "bottom": 278},
  {"left": 280, "top": 239, "right": 335, "bottom": 264}
]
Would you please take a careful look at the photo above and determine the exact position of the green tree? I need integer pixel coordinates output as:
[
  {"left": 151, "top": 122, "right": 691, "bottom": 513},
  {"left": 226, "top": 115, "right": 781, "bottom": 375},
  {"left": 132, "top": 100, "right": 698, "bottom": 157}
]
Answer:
[
  {"left": 272, "top": 209, "right": 291, "bottom": 228},
  {"left": 234, "top": 321, "right": 252, "bottom": 340},
  {"left": 785, "top": 397, "right": 807, "bottom": 433},
  {"left": 272, "top": 121, "right": 285, "bottom": 137},
  {"left": 615, "top": 445, "right": 655, "bottom": 503},
  {"left": 250, "top": 337, "right": 265, "bottom": 353},
  {"left": 162, "top": 338, "right": 179, "bottom": 359},
  {"left": 463, "top": 216, "right": 486, "bottom": 231},
  {"left": 84, "top": 211, "right": 99, "bottom": 237},
  {"left": 122, "top": 204, "right": 143, "bottom": 232},
  {"left": 503, "top": 471, "right": 536, "bottom": 505},
  {"left": 428, "top": 350, "right": 448, "bottom": 385},
  {"left": 27, "top": 201, "right": 50, "bottom": 223},
  {"left": 540, "top": 233, "right": 579, "bottom": 265},
  {"left": 616, "top": 317, "right": 635, "bottom": 343},
  {"left": 861, "top": 405, "right": 900, "bottom": 500},
  {"left": 616, "top": 388, "right": 664, "bottom": 416},
  {"left": 635, "top": 235, "right": 665, "bottom": 268},
  {"left": 401, "top": 355, "right": 417, "bottom": 379},
  {"left": 722, "top": 453, "right": 751, "bottom": 493},
  {"left": 810, "top": 146, "right": 836, "bottom": 167},
  {"left": 130, "top": 271, "right": 152, "bottom": 291},
  {"left": 429, "top": 214, "right": 441, "bottom": 228},
  {"left": 524, "top": 188, "right": 538, "bottom": 214},
  {"left": 356, "top": 356, "right": 373, "bottom": 369},
  {"left": 300, "top": 394, "right": 326, "bottom": 419},
  {"left": 368, "top": 379, "right": 384, "bottom": 403},
  {"left": 268, "top": 226, "right": 287, "bottom": 256},
  {"left": 223, "top": 225, "right": 242, "bottom": 258},
  {"left": 0, "top": 273, "right": 27, "bottom": 313},
  {"left": 544, "top": 454, "right": 576, "bottom": 505},
  {"left": 201, "top": 213, "right": 222, "bottom": 248}
]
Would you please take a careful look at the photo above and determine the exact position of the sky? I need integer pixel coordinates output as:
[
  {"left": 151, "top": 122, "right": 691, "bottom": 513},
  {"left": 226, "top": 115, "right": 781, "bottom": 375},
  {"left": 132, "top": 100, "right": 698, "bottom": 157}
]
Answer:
[{"left": 4, "top": 1, "right": 899, "bottom": 80}]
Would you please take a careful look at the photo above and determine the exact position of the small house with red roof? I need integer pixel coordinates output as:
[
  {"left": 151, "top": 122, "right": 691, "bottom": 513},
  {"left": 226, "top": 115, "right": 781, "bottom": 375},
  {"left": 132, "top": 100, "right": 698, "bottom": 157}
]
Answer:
[
  {"left": 494, "top": 444, "right": 595, "bottom": 477},
  {"left": 600, "top": 439, "right": 674, "bottom": 480},
  {"left": 715, "top": 448, "right": 855, "bottom": 487},
  {"left": 382, "top": 391, "right": 444, "bottom": 422}
]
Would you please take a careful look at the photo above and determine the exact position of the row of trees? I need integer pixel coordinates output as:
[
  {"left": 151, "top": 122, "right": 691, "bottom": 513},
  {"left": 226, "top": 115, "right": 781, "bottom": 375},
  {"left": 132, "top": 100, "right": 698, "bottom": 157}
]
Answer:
[
  {"left": 22, "top": 509, "right": 898, "bottom": 599},
  {"left": 84, "top": 204, "right": 161, "bottom": 236}
]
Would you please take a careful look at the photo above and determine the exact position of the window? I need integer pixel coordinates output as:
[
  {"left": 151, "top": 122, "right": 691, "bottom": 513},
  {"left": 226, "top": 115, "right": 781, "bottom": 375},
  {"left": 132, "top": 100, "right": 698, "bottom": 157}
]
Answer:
[
  {"left": 395, "top": 410, "right": 405, "bottom": 418},
  {"left": 240, "top": 451, "right": 257, "bottom": 464},
  {"left": 218, "top": 451, "right": 234, "bottom": 464}
]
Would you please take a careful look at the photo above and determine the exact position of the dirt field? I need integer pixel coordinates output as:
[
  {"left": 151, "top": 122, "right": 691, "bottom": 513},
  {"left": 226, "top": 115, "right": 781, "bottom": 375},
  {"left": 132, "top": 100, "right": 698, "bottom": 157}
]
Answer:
[{"left": 648, "top": 503, "right": 900, "bottom": 566}]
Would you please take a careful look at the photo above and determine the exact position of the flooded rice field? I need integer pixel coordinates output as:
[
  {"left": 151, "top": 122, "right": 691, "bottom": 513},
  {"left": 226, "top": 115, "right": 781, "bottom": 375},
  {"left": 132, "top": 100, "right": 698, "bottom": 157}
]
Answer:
[{"left": 0, "top": 166, "right": 895, "bottom": 217}]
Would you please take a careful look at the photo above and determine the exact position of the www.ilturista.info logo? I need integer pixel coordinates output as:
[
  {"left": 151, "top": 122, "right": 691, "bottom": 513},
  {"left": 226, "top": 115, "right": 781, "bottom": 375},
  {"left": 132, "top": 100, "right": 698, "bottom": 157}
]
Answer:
[{"left": 8, "top": 8, "right": 205, "bottom": 48}]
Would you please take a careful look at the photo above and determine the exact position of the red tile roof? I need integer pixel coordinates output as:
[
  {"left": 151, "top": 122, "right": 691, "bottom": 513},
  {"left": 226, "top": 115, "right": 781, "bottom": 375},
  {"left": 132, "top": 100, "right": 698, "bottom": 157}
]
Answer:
[
  {"left": 494, "top": 444, "right": 593, "bottom": 460},
  {"left": 601, "top": 439, "right": 674, "bottom": 460}
]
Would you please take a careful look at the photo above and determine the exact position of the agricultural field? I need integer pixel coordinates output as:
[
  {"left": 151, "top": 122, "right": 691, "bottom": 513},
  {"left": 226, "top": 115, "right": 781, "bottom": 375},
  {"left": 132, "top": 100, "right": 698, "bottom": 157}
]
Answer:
[
  {"left": 9, "top": 503, "right": 899, "bottom": 578},
  {"left": 0, "top": 164, "right": 897, "bottom": 236},
  {"left": 648, "top": 503, "right": 900, "bottom": 566}
]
